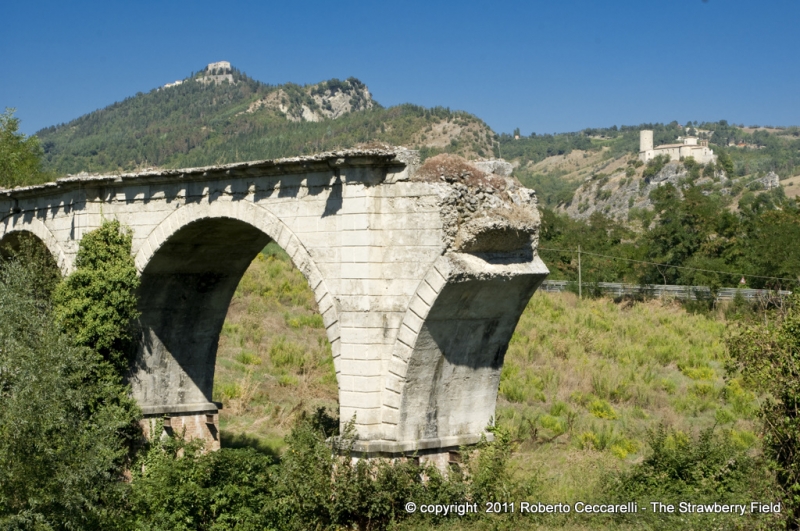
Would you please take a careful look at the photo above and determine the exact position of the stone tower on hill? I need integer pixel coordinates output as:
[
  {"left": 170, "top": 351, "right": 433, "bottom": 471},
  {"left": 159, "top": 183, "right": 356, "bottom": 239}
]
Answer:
[{"left": 639, "top": 130, "right": 716, "bottom": 164}]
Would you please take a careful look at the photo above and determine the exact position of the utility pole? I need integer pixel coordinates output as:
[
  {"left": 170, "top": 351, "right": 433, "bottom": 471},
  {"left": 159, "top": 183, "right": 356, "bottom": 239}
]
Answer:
[{"left": 578, "top": 245, "right": 582, "bottom": 299}]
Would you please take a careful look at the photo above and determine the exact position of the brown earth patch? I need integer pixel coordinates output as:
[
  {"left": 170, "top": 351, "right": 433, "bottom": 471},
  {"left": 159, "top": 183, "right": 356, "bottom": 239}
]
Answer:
[
  {"left": 782, "top": 175, "right": 800, "bottom": 199},
  {"left": 415, "top": 153, "right": 506, "bottom": 190}
]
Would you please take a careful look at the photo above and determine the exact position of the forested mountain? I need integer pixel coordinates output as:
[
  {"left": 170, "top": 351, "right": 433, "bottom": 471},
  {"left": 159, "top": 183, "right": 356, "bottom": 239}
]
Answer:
[
  {"left": 15, "top": 63, "right": 800, "bottom": 290},
  {"left": 35, "top": 63, "right": 496, "bottom": 175},
  {"left": 32, "top": 62, "right": 800, "bottom": 209}
]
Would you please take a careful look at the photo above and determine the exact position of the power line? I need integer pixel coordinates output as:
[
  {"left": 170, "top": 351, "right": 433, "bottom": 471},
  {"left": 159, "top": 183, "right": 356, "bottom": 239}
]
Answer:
[{"left": 538, "top": 246, "right": 799, "bottom": 284}]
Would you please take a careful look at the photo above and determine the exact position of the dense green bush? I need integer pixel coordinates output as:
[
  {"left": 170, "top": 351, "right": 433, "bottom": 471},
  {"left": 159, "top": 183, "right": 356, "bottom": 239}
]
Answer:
[
  {"left": 728, "top": 295, "right": 800, "bottom": 528},
  {"left": 124, "top": 410, "right": 527, "bottom": 530},
  {"left": 53, "top": 219, "right": 140, "bottom": 373},
  {"left": 642, "top": 154, "right": 671, "bottom": 180},
  {"left": 129, "top": 437, "right": 278, "bottom": 530},
  {"left": 602, "top": 424, "right": 776, "bottom": 529},
  {"left": 0, "top": 244, "right": 140, "bottom": 530}
]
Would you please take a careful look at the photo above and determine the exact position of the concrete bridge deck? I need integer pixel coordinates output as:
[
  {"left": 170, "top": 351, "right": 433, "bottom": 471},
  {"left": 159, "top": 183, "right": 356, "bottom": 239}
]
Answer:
[{"left": 0, "top": 148, "right": 548, "bottom": 460}]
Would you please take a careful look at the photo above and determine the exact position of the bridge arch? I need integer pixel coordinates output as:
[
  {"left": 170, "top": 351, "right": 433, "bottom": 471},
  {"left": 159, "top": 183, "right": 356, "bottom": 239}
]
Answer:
[
  {"left": 0, "top": 215, "right": 71, "bottom": 275},
  {"left": 380, "top": 253, "right": 547, "bottom": 449},
  {"left": 129, "top": 200, "right": 340, "bottom": 427}
]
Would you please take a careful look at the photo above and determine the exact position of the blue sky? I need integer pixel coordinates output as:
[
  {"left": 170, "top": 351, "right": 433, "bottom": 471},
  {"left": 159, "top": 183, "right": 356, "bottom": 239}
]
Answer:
[{"left": 3, "top": 0, "right": 799, "bottom": 136}]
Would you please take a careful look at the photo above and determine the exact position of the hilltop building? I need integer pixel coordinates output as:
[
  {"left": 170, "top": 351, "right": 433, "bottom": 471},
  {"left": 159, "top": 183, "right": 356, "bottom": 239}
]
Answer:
[
  {"left": 639, "top": 130, "right": 716, "bottom": 164},
  {"left": 198, "top": 61, "right": 234, "bottom": 85},
  {"left": 161, "top": 61, "right": 234, "bottom": 90}
]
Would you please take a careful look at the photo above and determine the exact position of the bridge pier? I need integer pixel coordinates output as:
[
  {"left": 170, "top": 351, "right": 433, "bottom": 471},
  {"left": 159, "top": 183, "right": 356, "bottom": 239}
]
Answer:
[
  {"left": 0, "top": 148, "right": 548, "bottom": 457},
  {"left": 139, "top": 411, "right": 221, "bottom": 451}
]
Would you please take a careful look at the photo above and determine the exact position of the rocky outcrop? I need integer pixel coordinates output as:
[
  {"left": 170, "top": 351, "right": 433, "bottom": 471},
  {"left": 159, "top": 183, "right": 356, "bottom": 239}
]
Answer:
[
  {"left": 563, "top": 162, "right": 730, "bottom": 221},
  {"left": 244, "top": 78, "right": 375, "bottom": 122},
  {"left": 755, "top": 171, "right": 780, "bottom": 190},
  {"left": 472, "top": 159, "right": 513, "bottom": 177}
]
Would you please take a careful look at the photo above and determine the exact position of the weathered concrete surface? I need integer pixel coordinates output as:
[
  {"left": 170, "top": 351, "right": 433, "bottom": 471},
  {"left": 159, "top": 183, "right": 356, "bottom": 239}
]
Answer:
[{"left": 0, "top": 148, "right": 548, "bottom": 454}]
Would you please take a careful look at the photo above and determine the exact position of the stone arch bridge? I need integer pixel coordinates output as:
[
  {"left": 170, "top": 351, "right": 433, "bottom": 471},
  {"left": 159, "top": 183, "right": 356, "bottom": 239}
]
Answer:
[{"left": 0, "top": 148, "right": 548, "bottom": 462}]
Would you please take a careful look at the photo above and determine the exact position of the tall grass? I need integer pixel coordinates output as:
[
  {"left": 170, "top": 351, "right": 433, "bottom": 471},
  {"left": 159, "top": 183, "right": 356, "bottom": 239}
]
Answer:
[
  {"left": 215, "top": 248, "right": 766, "bottom": 528},
  {"left": 497, "top": 292, "right": 760, "bottom": 507},
  {"left": 214, "top": 242, "right": 336, "bottom": 449}
]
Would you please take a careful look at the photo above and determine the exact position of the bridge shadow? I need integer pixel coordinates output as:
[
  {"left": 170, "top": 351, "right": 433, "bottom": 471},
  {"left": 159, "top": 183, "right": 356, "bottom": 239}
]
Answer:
[
  {"left": 131, "top": 218, "right": 272, "bottom": 412},
  {"left": 401, "top": 273, "right": 544, "bottom": 441},
  {"left": 322, "top": 175, "right": 342, "bottom": 217},
  {"left": 129, "top": 214, "right": 339, "bottom": 454}
]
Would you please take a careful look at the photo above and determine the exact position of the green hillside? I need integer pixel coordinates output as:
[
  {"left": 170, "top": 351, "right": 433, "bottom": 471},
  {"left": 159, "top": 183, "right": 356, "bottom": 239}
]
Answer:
[
  {"left": 501, "top": 121, "right": 800, "bottom": 208},
  {"left": 35, "top": 64, "right": 496, "bottom": 175},
  {"left": 27, "top": 63, "right": 800, "bottom": 211}
]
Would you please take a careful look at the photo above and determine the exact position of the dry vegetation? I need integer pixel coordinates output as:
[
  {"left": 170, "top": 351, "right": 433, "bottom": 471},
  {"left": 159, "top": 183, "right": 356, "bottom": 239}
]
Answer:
[
  {"left": 781, "top": 174, "right": 800, "bottom": 199},
  {"left": 213, "top": 242, "right": 337, "bottom": 452},
  {"left": 215, "top": 245, "right": 759, "bottom": 512},
  {"left": 497, "top": 291, "right": 758, "bottom": 504},
  {"left": 411, "top": 118, "right": 495, "bottom": 160},
  {"left": 525, "top": 147, "right": 631, "bottom": 184}
]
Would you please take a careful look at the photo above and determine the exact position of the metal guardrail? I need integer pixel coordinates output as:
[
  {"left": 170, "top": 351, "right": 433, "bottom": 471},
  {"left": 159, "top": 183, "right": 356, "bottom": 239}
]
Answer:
[{"left": 539, "top": 280, "right": 792, "bottom": 301}]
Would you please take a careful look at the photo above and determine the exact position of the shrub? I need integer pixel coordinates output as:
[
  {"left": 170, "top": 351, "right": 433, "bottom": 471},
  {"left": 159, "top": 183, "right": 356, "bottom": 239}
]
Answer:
[
  {"left": 589, "top": 399, "right": 617, "bottom": 419},
  {"left": 680, "top": 365, "right": 715, "bottom": 380},
  {"left": 595, "top": 189, "right": 612, "bottom": 201},
  {"left": 130, "top": 436, "right": 279, "bottom": 530},
  {"left": 0, "top": 247, "right": 140, "bottom": 529},
  {"left": 53, "top": 219, "right": 140, "bottom": 373},
  {"left": 728, "top": 295, "right": 800, "bottom": 526},
  {"left": 285, "top": 313, "right": 324, "bottom": 329},
  {"left": 602, "top": 424, "right": 775, "bottom": 528},
  {"left": 124, "top": 410, "right": 530, "bottom": 530},
  {"left": 642, "top": 154, "right": 671, "bottom": 181},
  {"left": 269, "top": 336, "right": 308, "bottom": 371},
  {"left": 235, "top": 350, "right": 262, "bottom": 365}
]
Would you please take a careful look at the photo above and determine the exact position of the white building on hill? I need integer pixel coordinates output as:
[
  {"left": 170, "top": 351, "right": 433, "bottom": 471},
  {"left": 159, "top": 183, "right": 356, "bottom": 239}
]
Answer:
[
  {"left": 198, "top": 61, "right": 234, "bottom": 85},
  {"left": 639, "top": 130, "right": 717, "bottom": 164}
]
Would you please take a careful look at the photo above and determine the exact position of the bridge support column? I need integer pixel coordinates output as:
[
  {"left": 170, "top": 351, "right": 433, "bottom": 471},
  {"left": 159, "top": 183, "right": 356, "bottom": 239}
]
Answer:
[{"left": 357, "top": 251, "right": 548, "bottom": 462}]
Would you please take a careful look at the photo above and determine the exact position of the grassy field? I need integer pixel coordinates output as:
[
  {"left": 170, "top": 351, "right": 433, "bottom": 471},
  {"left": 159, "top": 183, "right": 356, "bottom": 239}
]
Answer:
[
  {"left": 495, "top": 291, "right": 758, "bottom": 506},
  {"left": 213, "top": 246, "right": 764, "bottom": 527},
  {"left": 213, "top": 242, "right": 338, "bottom": 454}
]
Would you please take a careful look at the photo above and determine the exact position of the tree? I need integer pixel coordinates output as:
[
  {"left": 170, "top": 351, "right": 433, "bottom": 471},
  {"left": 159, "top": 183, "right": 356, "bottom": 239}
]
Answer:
[
  {"left": 0, "top": 108, "right": 47, "bottom": 188},
  {"left": 727, "top": 295, "right": 800, "bottom": 528},
  {"left": 638, "top": 184, "right": 735, "bottom": 287},
  {"left": 739, "top": 208, "right": 800, "bottom": 289},
  {"left": 54, "top": 219, "right": 141, "bottom": 373},
  {"left": 0, "top": 248, "right": 139, "bottom": 529},
  {"left": 716, "top": 148, "right": 735, "bottom": 177}
]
